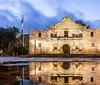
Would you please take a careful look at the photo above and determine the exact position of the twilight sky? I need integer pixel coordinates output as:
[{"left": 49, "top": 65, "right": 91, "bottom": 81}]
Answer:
[{"left": 0, "top": 0, "right": 100, "bottom": 34}]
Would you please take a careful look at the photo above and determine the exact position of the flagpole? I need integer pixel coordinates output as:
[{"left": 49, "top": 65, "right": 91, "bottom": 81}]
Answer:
[
  {"left": 21, "top": 15, "right": 24, "bottom": 55},
  {"left": 21, "top": 15, "right": 24, "bottom": 85},
  {"left": 21, "top": 29, "right": 24, "bottom": 55}
]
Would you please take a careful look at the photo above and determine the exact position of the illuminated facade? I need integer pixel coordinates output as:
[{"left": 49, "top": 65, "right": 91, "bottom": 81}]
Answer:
[
  {"left": 29, "top": 17, "right": 100, "bottom": 54},
  {"left": 29, "top": 17, "right": 100, "bottom": 85},
  {"left": 29, "top": 61, "right": 100, "bottom": 85}
]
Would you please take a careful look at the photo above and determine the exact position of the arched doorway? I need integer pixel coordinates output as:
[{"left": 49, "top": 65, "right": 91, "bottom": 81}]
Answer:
[
  {"left": 62, "top": 62, "right": 70, "bottom": 70},
  {"left": 62, "top": 44, "right": 70, "bottom": 53}
]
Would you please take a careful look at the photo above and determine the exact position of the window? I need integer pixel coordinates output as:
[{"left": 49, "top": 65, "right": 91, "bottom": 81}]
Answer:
[
  {"left": 39, "top": 67, "right": 41, "bottom": 71},
  {"left": 64, "top": 77, "right": 69, "bottom": 83},
  {"left": 92, "top": 67, "right": 95, "bottom": 71},
  {"left": 38, "top": 43, "right": 41, "bottom": 47},
  {"left": 64, "top": 31, "right": 68, "bottom": 37},
  {"left": 51, "top": 76, "right": 57, "bottom": 81},
  {"left": 76, "top": 34, "right": 79, "bottom": 37},
  {"left": 79, "top": 33, "right": 82, "bottom": 37},
  {"left": 72, "top": 34, "right": 75, "bottom": 37},
  {"left": 54, "top": 33, "right": 57, "bottom": 37},
  {"left": 51, "top": 33, "right": 57, "bottom": 38},
  {"left": 91, "top": 32, "right": 94, "bottom": 37},
  {"left": 38, "top": 32, "right": 41, "bottom": 37},
  {"left": 91, "top": 77, "right": 94, "bottom": 82},
  {"left": 51, "top": 34, "right": 53, "bottom": 37},
  {"left": 92, "top": 43, "right": 95, "bottom": 47},
  {"left": 39, "top": 77, "right": 41, "bottom": 82}
]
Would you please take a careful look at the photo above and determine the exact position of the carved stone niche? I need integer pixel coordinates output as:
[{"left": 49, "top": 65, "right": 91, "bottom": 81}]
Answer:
[
  {"left": 72, "top": 62, "right": 82, "bottom": 69},
  {"left": 53, "top": 62, "right": 59, "bottom": 71}
]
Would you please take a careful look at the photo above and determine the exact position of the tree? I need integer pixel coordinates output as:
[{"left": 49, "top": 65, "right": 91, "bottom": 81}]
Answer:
[
  {"left": 0, "top": 26, "right": 20, "bottom": 55},
  {"left": 75, "top": 19, "right": 91, "bottom": 29}
]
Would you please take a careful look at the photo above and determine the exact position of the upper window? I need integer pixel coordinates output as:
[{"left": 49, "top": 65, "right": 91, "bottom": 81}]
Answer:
[
  {"left": 38, "top": 32, "right": 41, "bottom": 37},
  {"left": 92, "top": 67, "right": 95, "bottom": 71},
  {"left": 91, "top": 32, "right": 94, "bottom": 37},
  {"left": 79, "top": 33, "right": 83, "bottom": 37},
  {"left": 72, "top": 34, "right": 75, "bottom": 37},
  {"left": 38, "top": 43, "right": 41, "bottom": 47},
  {"left": 64, "top": 31, "right": 68, "bottom": 37},
  {"left": 51, "top": 33, "right": 57, "bottom": 38},
  {"left": 92, "top": 43, "right": 95, "bottom": 47},
  {"left": 38, "top": 67, "right": 41, "bottom": 71}
]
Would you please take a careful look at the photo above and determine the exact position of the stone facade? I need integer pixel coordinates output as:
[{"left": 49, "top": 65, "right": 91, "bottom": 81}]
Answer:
[
  {"left": 29, "top": 61, "right": 100, "bottom": 85},
  {"left": 29, "top": 17, "right": 100, "bottom": 54}
]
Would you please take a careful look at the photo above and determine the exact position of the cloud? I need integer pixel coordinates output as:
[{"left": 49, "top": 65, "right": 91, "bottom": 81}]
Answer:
[
  {"left": 0, "top": 0, "right": 100, "bottom": 21},
  {"left": 23, "top": 7, "right": 79, "bottom": 33},
  {"left": 23, "top": 0, "right": 59, "bottom": 17},
  {"left": 0, "top": 12, "right": 13, "bottom": 21},
  {"left": 60, "top": 0, "right": 100, "bottom": 21},
  {"left": 23, "top": 0, "right": 100, "bottom": 21},
  {"left": 0, "top": 0, "right": 30, "bottom": 21},
  {"left": 0, "top": 0, "right": 100, "bottom": 34}
]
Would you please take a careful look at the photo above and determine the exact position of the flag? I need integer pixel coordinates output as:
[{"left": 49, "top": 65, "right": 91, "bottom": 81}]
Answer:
[{"left": 21, "top": 16, "right": 24, "bottom": 28}]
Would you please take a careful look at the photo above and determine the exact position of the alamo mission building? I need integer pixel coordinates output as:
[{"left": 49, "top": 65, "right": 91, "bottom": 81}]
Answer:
[
  {"left": 29, "top": 17, "right": 100, "bottom": 54},
  {"left": 29, "top": 17, "right": 100, "bottom": 85}
]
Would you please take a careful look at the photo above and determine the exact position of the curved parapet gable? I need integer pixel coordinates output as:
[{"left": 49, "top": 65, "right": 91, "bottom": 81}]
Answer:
[{"left": 47, "top": 17, "right": 86, "bottom": 31}]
